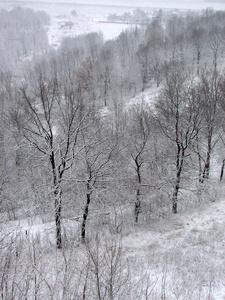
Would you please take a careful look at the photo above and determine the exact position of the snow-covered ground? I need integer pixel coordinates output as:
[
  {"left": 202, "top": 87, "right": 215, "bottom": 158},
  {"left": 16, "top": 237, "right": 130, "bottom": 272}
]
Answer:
[
  {"left": 1, "top": 182, "right": 224, "bottom": 298},
  {"left": 1, "top": 0, "right": 225, "bottom": 47},
  {"left": 121, "top": 185, "right": 225, "bottom": 298}
]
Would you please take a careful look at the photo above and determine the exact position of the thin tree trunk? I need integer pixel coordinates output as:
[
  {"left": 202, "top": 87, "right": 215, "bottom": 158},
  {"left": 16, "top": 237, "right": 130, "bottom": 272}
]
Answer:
[
  {"left": 172, "top": 146, "right": 185, "bottom": 214},
  {"left": 220, "top": 159, "right": 225, "bottom": 181},
  {"left": 135, "top": 159, "right": 141, "bottom": 223},
  {"left": 202, "top": 134, "right": 212, "bottom": 181},
  {"left": 55, "top": 192, "right": 62, "bottom": 249},
  {"left": 196, "top": 135, "right": 203, "bottom": 183},
  {"left": 197, "top": 49, "right": 201, "bottom": 75},
  {"left": 135, "top": 188, "right": 141, "bottom": 223},
  {"left": 81, "top": 181, "right": 91, "bottom": 243},
  {"left": 50, "top": 151, "right": 62, "bottom": 249}
]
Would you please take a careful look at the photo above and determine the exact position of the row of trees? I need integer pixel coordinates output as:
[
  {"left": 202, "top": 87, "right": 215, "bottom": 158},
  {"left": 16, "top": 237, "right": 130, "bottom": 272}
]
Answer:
[
  {"left": 107, "top": 9, "right": 151, "bottom": 24},
  {"left": 1, "top": 66, "right": 224, "bottom": 249}
]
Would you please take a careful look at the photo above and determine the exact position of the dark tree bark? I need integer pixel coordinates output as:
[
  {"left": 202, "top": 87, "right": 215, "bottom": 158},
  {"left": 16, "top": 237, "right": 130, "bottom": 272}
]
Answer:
[
  {"left": 172, "top": 145, "right": 185, "bottom": 214},
  {"left": 134, "top": 155, "right": 142, "bottom": 223},
  {"left": 55, "top": 193, "right": 62, "bottom": 249},
  {"left": 50, "top": 151, "right": 63, "bottom": 249},
  {"left": 81, "top": 180, "right": 91, "bottom": 243},
  {"left": 220, "top": 159, "right": 225, "bottom": 182}
]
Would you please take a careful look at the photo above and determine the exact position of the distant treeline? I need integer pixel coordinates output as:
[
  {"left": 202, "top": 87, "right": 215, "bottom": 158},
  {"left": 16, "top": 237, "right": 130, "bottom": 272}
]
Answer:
[
  {"left": 107, "top": 9, "right": 151, "bottom": 25},
  {"left": 0, "top": 7, "right": 50, "bottom": 71}
]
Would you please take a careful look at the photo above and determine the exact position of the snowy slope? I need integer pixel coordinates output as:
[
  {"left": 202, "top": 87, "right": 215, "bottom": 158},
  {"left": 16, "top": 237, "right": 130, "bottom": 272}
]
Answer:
[
  {"left": 121, "top": 182, "right": 225, "bottom": 299},
  {"left": 2, "top": 182, "right": 224, "bottom": 299}
]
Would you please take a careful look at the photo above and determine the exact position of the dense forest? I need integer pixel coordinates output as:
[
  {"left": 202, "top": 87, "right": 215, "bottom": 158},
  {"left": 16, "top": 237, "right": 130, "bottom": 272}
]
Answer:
[{"left": 0, "top": 6, "right": 225, "bottom": 299}]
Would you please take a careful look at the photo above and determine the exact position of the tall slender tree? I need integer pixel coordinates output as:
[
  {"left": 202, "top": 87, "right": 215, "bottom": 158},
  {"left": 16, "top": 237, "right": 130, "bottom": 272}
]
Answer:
[
  {"left": 127, "top": 102, "right": 152, "bottom": 223},
  {"left": 17, "top": 72, "right": 84, "bottom": 248},
  {"left": 197, "top": 70, "right": 223, "bottom": 182},
  {"left": 156, "top": 64, "right": 202, "bottom": 213}
]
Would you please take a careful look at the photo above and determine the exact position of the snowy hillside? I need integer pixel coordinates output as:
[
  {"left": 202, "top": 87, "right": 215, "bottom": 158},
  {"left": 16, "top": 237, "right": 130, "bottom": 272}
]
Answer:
[
  {"left": 122, "top": 182, "right": 225, "bottom": 298},
  {"left": 1, "top": 1, "right": 225, "bottom": 299},
  {"left": 1, "top": 182, "right": 224, "bottom": 299}
]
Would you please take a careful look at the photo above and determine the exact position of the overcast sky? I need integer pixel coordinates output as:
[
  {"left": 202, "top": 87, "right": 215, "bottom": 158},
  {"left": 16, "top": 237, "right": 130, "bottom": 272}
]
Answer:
[
  {"left": 2, "top": 0, "right": 225, "bottom": 10},
  {"left": 0, "top": 0, "right": 216, "bottom": 4}
]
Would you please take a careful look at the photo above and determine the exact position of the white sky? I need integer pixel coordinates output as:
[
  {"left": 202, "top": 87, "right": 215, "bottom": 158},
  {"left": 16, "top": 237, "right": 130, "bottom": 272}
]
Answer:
[{"left": 2, "top": 0, "right": 225, "bottom": 10}]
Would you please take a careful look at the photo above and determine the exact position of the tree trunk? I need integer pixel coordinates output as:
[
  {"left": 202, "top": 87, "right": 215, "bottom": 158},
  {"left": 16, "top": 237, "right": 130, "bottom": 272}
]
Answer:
[
  {"left": 196, "top": 136, "right": 203, "bottom": 183},
  {"left": 202, "top": 134, "right": 212, "bottom": 181},
  {"left": 172, "top": 180, "right": 180, "bottom": 214},
  {"left": 135, "top": 188, "right": 141, "bottom": 223},
  {"left": 220, "top": 159, "right": 225, "bottom": 181},
  {"left": 50, "top": 151, "right": 62, "bottom": 249},
  {"left": 55, "top": 188, "right": 62, "bottom": 249},
  {"left": 172, "top": 146, "right": 185, "bottom": 214},
  {"left": 81, "top": 182, "right": 91, "bottom": 243},
  {"left": 135, "top": 159, "right": 142, "bottom": 223},
  {"left": 197, "top": 49, "right": 201, "bottom": 75}
]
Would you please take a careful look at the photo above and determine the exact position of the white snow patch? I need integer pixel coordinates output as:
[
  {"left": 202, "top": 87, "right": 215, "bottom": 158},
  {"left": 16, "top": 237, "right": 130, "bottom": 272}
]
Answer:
[{"left": 125, "top": 85, "right": 162, "bottom": 110}]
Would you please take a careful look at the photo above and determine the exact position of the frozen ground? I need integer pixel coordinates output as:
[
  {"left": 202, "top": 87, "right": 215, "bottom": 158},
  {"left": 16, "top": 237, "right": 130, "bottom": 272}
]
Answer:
[
  {"left": 1, "top": 0, "right": 225, "bottom": 47},
  {"left": 1, "top": 181, "right": 224, "bottom": 298},
  {"left": 121, "top": 183, "right": 225, "bottom": 298}
]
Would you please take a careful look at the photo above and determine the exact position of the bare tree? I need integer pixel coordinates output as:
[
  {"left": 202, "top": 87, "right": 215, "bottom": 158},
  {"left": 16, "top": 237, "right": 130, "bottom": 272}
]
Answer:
[
  {"left": 96, "top": 47, "right": 115, "bottom": 107},
  {"left": 191, "top": 27, "right": 206, "bottom": 75},
  {"left": 145, "top": 17, "right": 164, "bottom": 87},
  {"left": 136, "top": 44, "right": 151, "bottom": 92},
  {"left": 197, "top": 70, "right": 223, "bottom": 182},
  {"left": 156, "top": 64, "right": 202, "bottom": 213},
  {"left": 74, "top": 111, "right": 117, "bottom": 243},
  {"left": 84, "top": 237, "right": 129, "bottom": 299},
  {"left": 16, "top": 72, "right": 84, "bottom": 248},
  {"left": 218, "top": 77, "right": 225, "bottom": 181},
  {"left": 126, "top": 102, "right": 152, "bottom": 223},
  {"left": 208, "top": 25, "right": 224, "bottom": 71}
]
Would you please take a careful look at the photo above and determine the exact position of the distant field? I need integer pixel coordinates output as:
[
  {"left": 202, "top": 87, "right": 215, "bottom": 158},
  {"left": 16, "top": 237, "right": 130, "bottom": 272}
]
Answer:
[{"left": 1, "top": 0, "right": 225, "bottom": 46}]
